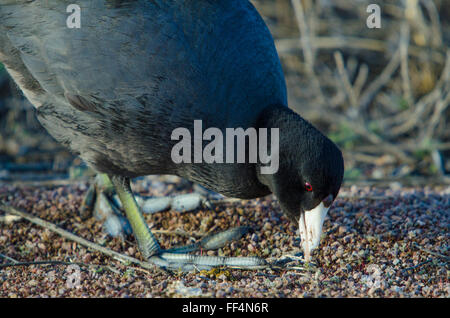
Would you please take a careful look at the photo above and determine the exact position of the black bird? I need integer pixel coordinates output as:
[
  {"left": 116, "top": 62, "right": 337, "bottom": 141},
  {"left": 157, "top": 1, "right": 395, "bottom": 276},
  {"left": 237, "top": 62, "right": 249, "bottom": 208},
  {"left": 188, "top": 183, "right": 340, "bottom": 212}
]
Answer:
[{"left": 0, "top": 0, "right": 344, "bottom": 269}]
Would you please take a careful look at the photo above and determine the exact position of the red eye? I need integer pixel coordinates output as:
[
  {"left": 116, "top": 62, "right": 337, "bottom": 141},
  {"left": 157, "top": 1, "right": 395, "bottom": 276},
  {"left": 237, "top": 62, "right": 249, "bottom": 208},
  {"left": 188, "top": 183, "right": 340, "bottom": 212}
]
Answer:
[{"left": 305, "top": 182, "right": 313, "bottom": 192}]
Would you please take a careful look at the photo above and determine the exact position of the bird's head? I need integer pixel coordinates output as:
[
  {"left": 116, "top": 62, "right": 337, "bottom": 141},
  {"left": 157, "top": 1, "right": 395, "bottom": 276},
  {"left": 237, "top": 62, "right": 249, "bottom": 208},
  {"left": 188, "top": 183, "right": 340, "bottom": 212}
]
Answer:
[{"left": 257, "top": 106, "right": 344, "bottom": 262}]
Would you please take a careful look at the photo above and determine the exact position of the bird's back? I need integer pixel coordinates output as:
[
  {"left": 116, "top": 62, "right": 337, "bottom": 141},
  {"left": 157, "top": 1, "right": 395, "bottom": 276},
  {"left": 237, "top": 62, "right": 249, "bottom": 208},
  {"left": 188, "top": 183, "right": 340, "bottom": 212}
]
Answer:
[{"left": 0, "top": 0, "right": 286, "bottom": 196}]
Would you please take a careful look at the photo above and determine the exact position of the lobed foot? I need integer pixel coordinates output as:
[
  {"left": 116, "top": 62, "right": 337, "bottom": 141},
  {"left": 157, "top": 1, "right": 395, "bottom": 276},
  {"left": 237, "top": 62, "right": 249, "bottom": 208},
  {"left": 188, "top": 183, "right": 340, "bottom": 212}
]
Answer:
[
  {"left": 80, "top": 174, "right": 268, "bottom": 271},
  {"left": 136, "top": 192, "right": 211, "bottom": 214},
  {"left": 153, "top": 226, "right": 268, "bottom": 271}
]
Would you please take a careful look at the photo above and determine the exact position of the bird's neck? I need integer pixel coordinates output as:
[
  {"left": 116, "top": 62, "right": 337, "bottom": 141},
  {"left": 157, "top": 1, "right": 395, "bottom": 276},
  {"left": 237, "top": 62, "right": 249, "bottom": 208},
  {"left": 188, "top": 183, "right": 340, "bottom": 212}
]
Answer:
[
  {"left": 255, "top": 104, "right": 308, "bottom": 133},
  {"left": 254, "top": 104, "right": 287, "bottom": 189},
  {"left": 254, "top": 104, "right": 315, "bottom": 190}
]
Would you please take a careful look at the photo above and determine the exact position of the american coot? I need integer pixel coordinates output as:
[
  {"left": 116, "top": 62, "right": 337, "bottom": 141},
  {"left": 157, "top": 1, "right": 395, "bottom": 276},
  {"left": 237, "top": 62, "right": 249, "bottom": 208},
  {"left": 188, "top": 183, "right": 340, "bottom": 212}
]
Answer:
[{"left": 0, "top": 0, "right": 344, "bottom": 270}]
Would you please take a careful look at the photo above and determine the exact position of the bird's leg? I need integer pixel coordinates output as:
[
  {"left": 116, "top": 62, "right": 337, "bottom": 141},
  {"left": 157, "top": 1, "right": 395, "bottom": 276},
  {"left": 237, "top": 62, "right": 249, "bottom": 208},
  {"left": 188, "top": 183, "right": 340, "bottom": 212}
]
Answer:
[
  {"left": 109, "top": 175, "right": 161, "bottom": 258},
  {"left": 79, "top": 174, "right": 132, "bottom": 238},
  {"left": 79, "top": 183, "right": 96, "bottom": 219},
  {"left": 107, "top": 175, "right": 268, "bottom": 271},
  {"left": 79, "top": 174, "right": 115, "bottom": 219},
  {"left": 79, "top": 175, "right": 217, "bottom": 240}
]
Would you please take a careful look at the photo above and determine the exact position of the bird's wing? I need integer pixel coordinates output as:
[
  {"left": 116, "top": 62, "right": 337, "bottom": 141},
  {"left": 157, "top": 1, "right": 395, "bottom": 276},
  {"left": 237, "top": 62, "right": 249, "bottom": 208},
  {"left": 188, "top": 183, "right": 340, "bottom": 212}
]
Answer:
[
  {"left": 0, "top": 21, "right": 47, "bottom": 107},
  {"left": 0, "top": 1, "right": 198, "bottom": 108},
  {"left": 0, "top": 0, "right": 287, "bottom": 176},
  {"left": 0, "top": 0, "right": 286, "bottom": 124}
]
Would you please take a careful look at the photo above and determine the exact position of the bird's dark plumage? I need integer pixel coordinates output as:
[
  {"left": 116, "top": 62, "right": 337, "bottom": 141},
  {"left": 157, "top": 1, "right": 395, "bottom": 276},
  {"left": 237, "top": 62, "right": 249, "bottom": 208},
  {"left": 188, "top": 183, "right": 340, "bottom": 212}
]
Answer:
[
  {"left": 1, "top": 0, "right": 288, "bottom": 194},
  {"left": 0, "top": 0, "right": 344, "bottom": 265}
]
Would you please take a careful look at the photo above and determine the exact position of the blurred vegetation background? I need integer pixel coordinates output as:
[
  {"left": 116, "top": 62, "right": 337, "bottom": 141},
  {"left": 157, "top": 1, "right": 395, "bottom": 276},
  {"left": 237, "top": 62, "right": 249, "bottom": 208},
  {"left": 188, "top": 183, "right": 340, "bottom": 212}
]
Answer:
[{"left": 0, "top": 0, "right": 449, "bottom": 184}]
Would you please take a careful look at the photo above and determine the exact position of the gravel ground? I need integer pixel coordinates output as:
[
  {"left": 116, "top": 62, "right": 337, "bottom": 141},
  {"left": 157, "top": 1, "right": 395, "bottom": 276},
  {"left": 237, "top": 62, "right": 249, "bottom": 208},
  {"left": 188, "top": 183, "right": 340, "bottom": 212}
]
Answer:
[{"left": 0, "top": 176, "right": 448, "bottom": 297}]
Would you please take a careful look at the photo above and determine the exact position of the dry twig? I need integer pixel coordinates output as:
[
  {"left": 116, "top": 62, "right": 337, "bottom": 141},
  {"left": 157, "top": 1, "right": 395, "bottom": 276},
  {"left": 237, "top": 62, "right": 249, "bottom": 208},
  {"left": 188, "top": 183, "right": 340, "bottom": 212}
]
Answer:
[{"left": 0, "top": 203, "right": 159, "bottom": 271}]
